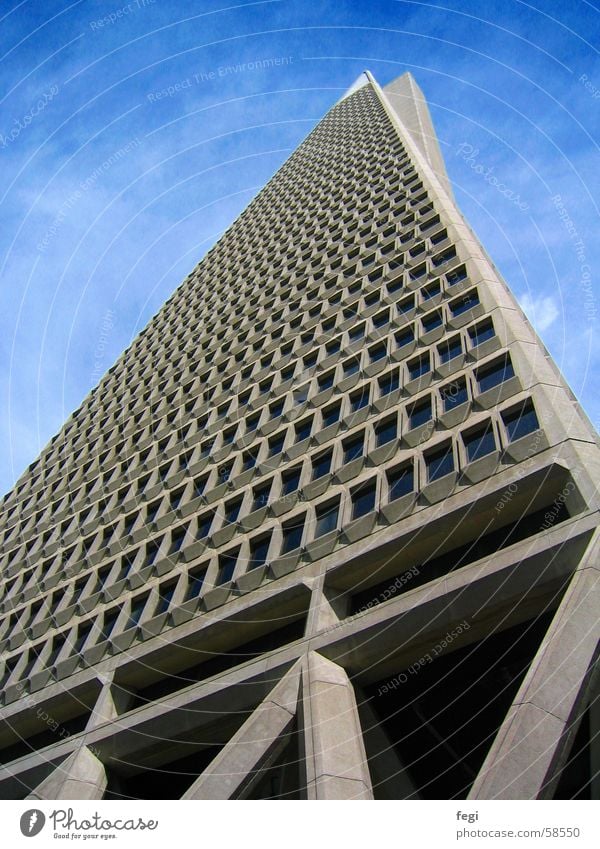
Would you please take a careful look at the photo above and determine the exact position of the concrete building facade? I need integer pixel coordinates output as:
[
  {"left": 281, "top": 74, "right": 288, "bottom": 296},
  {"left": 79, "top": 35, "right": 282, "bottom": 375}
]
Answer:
[{"left": 0, "top": 72, "right": 598, "bottom": 800}]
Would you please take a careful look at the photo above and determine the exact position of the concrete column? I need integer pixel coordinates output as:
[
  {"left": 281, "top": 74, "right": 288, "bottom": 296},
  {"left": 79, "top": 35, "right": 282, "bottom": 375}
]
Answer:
[
  {"left": 26, "top": 746, "right": 107, "bottom": 800},
  {"left": 85, "top": 674, "right": 134, "bottom": 731},
  {"left": 300, "top": 651, "right": 373, "bottom": 799},
  {"left": 469, "top": 531, "right": 600, "bottom": 799},
  {"left": 183, "top": 659, "right": 302, "bottom": 799}
]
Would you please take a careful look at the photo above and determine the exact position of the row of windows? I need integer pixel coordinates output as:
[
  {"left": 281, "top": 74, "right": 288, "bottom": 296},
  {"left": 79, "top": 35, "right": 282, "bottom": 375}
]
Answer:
[{"left": 0, "top": 398, "right": 541, "bottom": 676}]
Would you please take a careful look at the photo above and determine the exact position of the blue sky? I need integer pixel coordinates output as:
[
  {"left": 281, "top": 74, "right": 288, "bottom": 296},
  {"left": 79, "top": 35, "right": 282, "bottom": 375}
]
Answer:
[{"left": 0, "top": 0, "right": 598, "bottom": 496}]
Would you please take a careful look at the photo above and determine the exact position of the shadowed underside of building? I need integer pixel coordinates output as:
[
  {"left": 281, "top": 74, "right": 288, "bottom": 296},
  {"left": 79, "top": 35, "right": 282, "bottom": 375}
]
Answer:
[{"left": 0, "top": 71, "right": 598, "bottom": 801}]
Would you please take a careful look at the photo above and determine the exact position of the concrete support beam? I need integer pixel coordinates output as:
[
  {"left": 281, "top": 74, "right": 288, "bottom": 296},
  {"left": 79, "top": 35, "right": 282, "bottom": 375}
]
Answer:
[
  {"left": 300, "top": 651, "right": 373, "bottom": 799},
  {"left": 26, "top": 746, "right": 107, "bottom": 800},
  {"left": 182, "top": 659, "right": 302, "bottom": 799},
  {"left": 469, "top": 531, "right": 600, "bottom": 799}
]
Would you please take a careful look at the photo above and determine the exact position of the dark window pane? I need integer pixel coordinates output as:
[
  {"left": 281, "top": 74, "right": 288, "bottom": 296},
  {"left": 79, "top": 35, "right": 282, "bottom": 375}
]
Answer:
[
  {"left": 350, "top": 389, "right": 370, "bottom": 411},
  {"left": 463, "top": 423, "right": 496, "bottom": 462},
  {"left": 351, "top": 481, "right": 377, "bottom": 519},
  {"left": 451, "top": 290, "right": 480, "bottom": 316},
  {"left": 282, "top": 466, "right": 302, "bottom": 496},
  {"left": 503, "top": 402, "right": 540, "bottom": 442},
  {"left": 409, "top": 398, "right": 432, "bottom": 429},
  {"left": 387, "top": 465, "right": 413, "bottom": 500},
  {"left": 375, "top": 418, "right": 396, "bottom": 446},
  {"left": 249, "top": 534, "right": 271, "bottom": 568},
  {"left": 186, "top": 568, "right": 207, "bottom": 600},
  {"left": 441, "top": 379, "right": 468, "bottom": 411},
  {"left": 379, "top": 370, "right": 399, "bottom": 396},
  {"left": 426, "top": 443, "right": 454, "bottom": 482},
  {"left": 216, "top": 549, "right": 238, "bottom": 585},
  {"left": 253, "top": 482, "right": 272, "bottom": 511},
  {"left": 438, "top": 336, "right": 462, "bottom": 363},
  {"left": 344, "top": 434, "right": 364, "bottom": 463},
  {"left": 295, "top": 417, "right": 313, "bottom": 441},
  {"left": 315, "top": 501, "right": 339, "bottom": 537},
  {"left": 312, "top": 451, "right": 332, "bottom": 479},
  {"left": 477, "top": 357, "right": 515, "bottom": 393},
  {"left": 281, "top": 516, "right": 305, "bottom": 553},
  {"left": 408, "top": 354, "right": 430, "bottom": 380},
  {"left": 468, "top": 319, "right": 495, "bottom": 347},
  {"left": 322, "top": 404, "right": 341, "bottom": 427}
]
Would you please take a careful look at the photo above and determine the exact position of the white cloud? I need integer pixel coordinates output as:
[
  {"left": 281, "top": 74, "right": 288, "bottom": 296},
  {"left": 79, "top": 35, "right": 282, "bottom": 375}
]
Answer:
[{"left": 518, "top": 292, "right": 560, "bottom": 332}]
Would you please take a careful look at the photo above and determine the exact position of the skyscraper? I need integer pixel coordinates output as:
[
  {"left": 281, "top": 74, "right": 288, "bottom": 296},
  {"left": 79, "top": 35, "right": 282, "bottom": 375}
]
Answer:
[{"left": 0, "top": 71, "right": 598, "bottom": 801}]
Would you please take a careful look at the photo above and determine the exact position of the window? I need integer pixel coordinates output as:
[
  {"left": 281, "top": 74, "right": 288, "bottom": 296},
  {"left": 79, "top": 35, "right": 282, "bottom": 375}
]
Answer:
[
  {"left": 422, "top": 281, "right": 440, "bottom": 301},
  {"left": 395, "top": 326, "right": 414, "bottom": 348},
  {"left": 350, "top": 387, "right": 370, "bottom": 411},
  {"left": 249, "top": 533, "right": 271, "bottom": 569},
  {"left": 343, "top": 358, "right": 360, "bottom": 377},
  {"left": 269, "top": 399, "right": 285, "bottom": 418},
  {"left": 502, "top": 400, "right": 540, "bottom": 442},
  {"left": 440, "top": 378, "right": 468, "bottom": 412},
  {"left": 252, "top": 481, "right": 272, "bottom": 511},
  {"left": 281, "top": 465, "right": 302, "bottom": 496},
  {"left": 447, "top": 265, "right": 467, "bottom": 286},
  {"left": 74, "top": 622, "right": 93, "bottom": 654},
  {"left": 246, "top": 412, "right": 260, "bottom": 433},
  {"left": 194, "top": 475, "right": 209, "bottom": 498},
  {"left": 281, "top": 514, "right": 305, "bottom": 553},
  {"left": 463, "top": 422, "right": 496, "bottom": 462},
  {"left": 146, "top": 537, "right": 163, "bottom": 565},
  {"left": 425, "top": 442, "right": 454, "bottom": 482},
  {"left": 451, "top": 290, "right": 480, "bottom": 317},
  {"left": 438, "top": 336, "right": 462, "bottom": 364},
  {"left": 349, "top": 323, "right": 365, "bottom": 342},
  {"left": 216, "top": 549, "right": 239, "bottom": 585},
  {"left": 126, "top": 594, "right": 148, "bottom": 630},
  {"left": 422, "top": 310, "right": 443, "bottom": 333},
  {"left": 318, "top": 371, "right": 335, "bottom": 391},
  {"left": 408, "top": 353, "right": 430, "bottom": 380},
  {"left": 155, "top": 581, "right": 177, "bottom": 615},
  {"left": 312, "top": 450, "right": 332, "bottom": 480},
  {"left": 351, "top": 479, "right": 377, "bottom": 519},
  {"left": 295, "top": 417, "right": 313, "bottom": 442},
  {"left": 196, "top": 513, "right": 213, "bottom": 540},
  {"left": 476, "top": 356, "right": 515, "bottom": 393},
  {"left": 242, "top": 449, "right": 257, "bottom": 471},
  {"left": 369, "top": 343, "right": 387, "bottom": 363},
  {"left": 397, "top": 295, "right": 414, "bottom": 315},
  {"left": 224, "top": 497, "right": 242, "bottom": 524},
  {"left": 372, "top": 309, "right": 389, "bottom": 329},
  {"left": 322, "top": 403, "right": 341, "bottom": 428},
  {"left": 185, "top": 567, "right": 207, "bottom": 600},
  {"left": 375, "top": 417, "right": 397, "bottom": 446},
  {"left": 101, "top": 608, "right": 120, "bottom": 652},
  {"left": 315, "top": 500, "right": 339, "bottom": 537},
  {"left": 468, "top": 319, "right": 495, "bottom": 347},
  {"left": 387, "top": 464, "right": 413, "bottom": 500},
  {"left": 268, "top": 430, "right": 286, "bottom": 456},
  {"left": 343, "top": 433, "right": 364, "bottom": 464},
  {"left": 169, "top": 524, "right": 189, "bottom": 555},
  {"left": 378, "top": 370, "right": 400, "bottom": 396},
  {"left": 409, "top": 397, "right": 432, "bottom": 429}
]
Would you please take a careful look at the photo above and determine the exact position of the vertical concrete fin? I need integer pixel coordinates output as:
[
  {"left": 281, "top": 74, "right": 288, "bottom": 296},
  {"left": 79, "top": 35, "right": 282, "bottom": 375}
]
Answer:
[
  {"left": 182, "top": 659, "right": 302, "bottom": 800},
  {"left": 469, "top": 530, "right": 600, "bottom": 799},
  {"left": 26, "top": 746, "right": 106, "bottom": 800},
  {"left": 300, "top": 651, "right": 373, "bottom": 799}
]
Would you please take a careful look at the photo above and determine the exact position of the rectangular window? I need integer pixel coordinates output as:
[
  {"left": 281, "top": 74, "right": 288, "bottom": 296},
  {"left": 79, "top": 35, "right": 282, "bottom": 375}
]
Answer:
[
  {"left": 295, "top": 417, "right": 313, "bottom": 441},
  {"left": 281, "top": 515, "right": 305, "bottom": 553},
  {"left": 375, "top": 417, "right": 397, "bottom": 446},
  {"left": 387, "top": 464, "right": 413, "bottom": 500},
  {"left": 351, "top": 479, "right": 377, "bottom": 519},
  {"left": 343, "top": 433, "right": 364, "bottom": 464},
  {"left": 126, "top": 595, "right": 148, "bottom": 630},
  {"left": 224, "top": 497, "right": 242, "bottom": 524},
  {"left": 312, "top": 450, "right": 332, "bottom": 480},
  {"left": 216, "top": 549, "right": 238, "bottom": 585},
  {"left": 409, "top": 397, "right": 432, "bottom": 429},
  {"left": 318, "top": 371, "right": 335, "bottom": 391},
  {"left": 369, "top": 343, "right": 387, "bottom": 363},
  {"left": 343, "top": 357, "right": 360, "bottom": 377},
  {"left": 438, "top": 336, "right": 463, "bottom": 364},
  {"left": 422, "top": 310, "right": 443, "bottom": 332},
  {"left": 155, "top": 581, "right": 177, "bottom": 615},
  {"left": 378, "top": 370, "right": 400, "bottom": 396},
  {"left": 502, "top": 400, "right": 540, "bottom": 442},
  {"left": 441, "top": 378, "right": 468, "bottom": 411},
  {"left": 397, "top": 295, "right": 414, "bottom": 315},
  {"left": 408, "top": 353, "right": 430, "bottom": 380},
  {"left": 315, "top": 500, "right": 340, "bottom": 537},
  {"left": 249, "top": 533, "right": 271, "bottom": 569},
  {"left": 350, "top": 384, "right": 371, "bottom": 413},
  {"left": 281, "top": 465, "right": 302, "bottom": 496},
  {"left": 322, "top": 403, "right": 341, "bottom": 427},
  {"left": 476, "top": 355, "right": 515, "bottom": 393},
  {"left": 185, "top": 567, "right": 207, "bottom": 600},
  {"left": 372, "top": 309, "right": 390, "bottom": 329},
  {"left": 252, "top": 481, "right": 272, "bottom": 511},
  {"left": 170, "top": 526, "right": 186, "bottom": 553},
  {"left": 395, "top": 326, "right": 414, "bottom": 348},
  {"left": 196, "top": 513, "right": 213, "bottom": 540},
  {"left": 425, "top": 443, "right": 454, "bottom": 482},
  {"left": 446, "top": 264, "right": 467, "bottom": 286},
  {"left": 242, "top": 449, "right": 257, "bottom": 471},
  {"left": 269, "top": 431, "right": 286, "bottom": 456},
  {"left": 463, "top": 422, "right": 496, "bottom": 462},
  {"left": 468, "top": 319, "right": 495, "bottom": 347},
  {"left": 422, "top": 281, "right": 441, "bottom": 301},
  {"left": 146, "top": 538, "right": 163, "bottom": 565},
  {"left": 450, "top": 289, "right": 480, "bottom": 316}
]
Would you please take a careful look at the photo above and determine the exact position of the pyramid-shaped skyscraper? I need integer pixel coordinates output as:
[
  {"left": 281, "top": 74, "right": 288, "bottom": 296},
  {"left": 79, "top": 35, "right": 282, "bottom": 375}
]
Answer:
[{"left": 0, "top": 72, "right": 598, "bottom": 800}]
